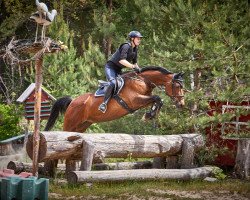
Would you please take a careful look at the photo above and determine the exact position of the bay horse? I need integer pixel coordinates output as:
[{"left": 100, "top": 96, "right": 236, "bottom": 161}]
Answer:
[{"left": 45, "top": 66, "right": 185, "bottom": 132}]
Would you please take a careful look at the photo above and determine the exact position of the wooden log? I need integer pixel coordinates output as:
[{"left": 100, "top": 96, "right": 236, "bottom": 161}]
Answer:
[
  {"left": 7, "top": 161, "right": 39, "bottom": 174},
  {"left": 0, "top": 154, "right": 23, "bottom": 166},
  {"left": 26, "top": 131, "right": 84, "bottom": 162},
  {"left": 26, "top": 132, "right": 203, "bottom": 162},
  {"left": 67, "top": 166, "right": 217, "bottom": 183},
  {"left": 7, "top": 161, "right": 65, "bottom": 174},
  {"left": 234, "top": 139, "right": 250, "bottom": 180},
  {"left": 92, "top": 161, "right": 152, "bottom": 170},
  {"left": 180, "top": 134, "right": 204, "bottom": 169}
]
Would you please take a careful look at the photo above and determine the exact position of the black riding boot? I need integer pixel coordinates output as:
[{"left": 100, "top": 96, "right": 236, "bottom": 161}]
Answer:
[{"left": 98, "top": 84, "right": 114, "bottom": 113}]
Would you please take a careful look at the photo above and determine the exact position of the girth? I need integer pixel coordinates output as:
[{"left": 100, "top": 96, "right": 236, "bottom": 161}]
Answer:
[{"left": 113, "top": 95, "right": 134, "bottom": 114}]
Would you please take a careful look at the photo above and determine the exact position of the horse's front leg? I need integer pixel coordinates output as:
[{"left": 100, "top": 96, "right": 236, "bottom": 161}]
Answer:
[
  {"left": 144, "top": 95, "right": 163, "bottom": 120},
  {"left": 134, "top": 95, "right": 163, "bottom": 120}
]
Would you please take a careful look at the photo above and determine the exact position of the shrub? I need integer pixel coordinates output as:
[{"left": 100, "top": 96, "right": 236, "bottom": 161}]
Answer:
[{"left": 0, "top": 104, "right": 23, "bottom": 141}]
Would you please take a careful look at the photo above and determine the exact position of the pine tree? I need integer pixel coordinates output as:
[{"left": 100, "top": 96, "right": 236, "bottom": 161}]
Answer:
[{"left": 154, "top": 0, "right": 250, "bottom": 134}]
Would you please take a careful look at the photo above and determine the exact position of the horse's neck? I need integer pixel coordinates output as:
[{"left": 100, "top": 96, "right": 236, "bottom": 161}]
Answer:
[{"left": 140, "top": 71, "right": 171, "bottom": 86}]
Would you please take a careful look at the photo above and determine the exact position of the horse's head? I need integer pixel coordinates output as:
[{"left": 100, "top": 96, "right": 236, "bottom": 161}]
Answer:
[{"left": 165, "top": 72, "right": 185, "bottom": 108}]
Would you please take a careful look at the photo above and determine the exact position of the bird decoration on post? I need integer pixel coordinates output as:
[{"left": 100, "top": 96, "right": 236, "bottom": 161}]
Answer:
[{"left": 31, "top": 0, "right": 57, "bottom": 43}]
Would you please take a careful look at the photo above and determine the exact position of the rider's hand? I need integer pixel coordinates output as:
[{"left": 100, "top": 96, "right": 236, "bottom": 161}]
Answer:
[{"left": 133, "top": 64, "right": 141, "bottom": 73}]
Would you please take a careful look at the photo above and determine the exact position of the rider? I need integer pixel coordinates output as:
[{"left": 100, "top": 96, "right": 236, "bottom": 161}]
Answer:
[{"left": 98, "top": 30, "right": 143, "bottom": 113}]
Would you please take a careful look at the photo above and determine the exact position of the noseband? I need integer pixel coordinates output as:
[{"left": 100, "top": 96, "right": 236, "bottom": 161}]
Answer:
[
  {"left": 171, "top": 78, "right": 184, "bottom": 98},
  {"left": 167, "top": 79, "right": 183, "bottom": 107}
]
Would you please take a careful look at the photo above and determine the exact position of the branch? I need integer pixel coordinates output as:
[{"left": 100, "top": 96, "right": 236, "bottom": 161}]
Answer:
[{"left": 2, "top": 37, "right": 66, "bottom": 66}]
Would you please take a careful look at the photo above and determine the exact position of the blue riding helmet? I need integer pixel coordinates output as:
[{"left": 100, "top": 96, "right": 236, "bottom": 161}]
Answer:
[{"left": 128, "top": 31, "right": 143, "bottom": 38}]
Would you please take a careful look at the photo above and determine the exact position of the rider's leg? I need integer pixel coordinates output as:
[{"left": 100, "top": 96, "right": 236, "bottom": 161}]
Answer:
[
  {"left": 98, "top": 80, "right": 116, "bottom": 113},
  {"left": 99, "top": 63, "right": 119, "bottom": 113}
]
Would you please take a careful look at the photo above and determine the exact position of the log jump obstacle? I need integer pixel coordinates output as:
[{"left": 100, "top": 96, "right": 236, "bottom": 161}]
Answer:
[{"left": 26, "top": 131, "right": 216, "bottom": 183}]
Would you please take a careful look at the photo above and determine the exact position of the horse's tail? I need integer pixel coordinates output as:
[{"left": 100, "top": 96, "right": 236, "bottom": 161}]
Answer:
[{"left": 44, "top": 96, "right": 72, "bottom": 131}]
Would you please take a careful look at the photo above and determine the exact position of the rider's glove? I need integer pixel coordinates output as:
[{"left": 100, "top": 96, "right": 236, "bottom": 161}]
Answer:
[{"left": 133, "top": 64, "right": 141, "bottom": 73}]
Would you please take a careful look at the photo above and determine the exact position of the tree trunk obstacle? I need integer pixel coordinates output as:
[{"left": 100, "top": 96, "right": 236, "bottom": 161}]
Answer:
[
  {"left": 26, "top": 131, "right": 206, "bottom": 181},
  {"left": 26, "top": 132, "right": 203, "bottom": 164},
  {"left": 67, "top": 167, "right": 216, "bottom": 183}
]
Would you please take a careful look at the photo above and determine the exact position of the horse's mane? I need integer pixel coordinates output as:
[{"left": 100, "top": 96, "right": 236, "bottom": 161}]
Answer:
[
  {"left": 140, "top": 66, "right": 172, "bottom": 74},
  {"left": 122, "top": 66, "right": 172, "bottom": 78}
]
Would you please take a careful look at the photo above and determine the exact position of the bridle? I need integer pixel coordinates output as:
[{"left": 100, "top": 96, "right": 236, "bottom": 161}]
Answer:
[
  {"left": 130, "top": 72, "right": 184, "bottom": 103},
  {"left": 169, "top": 78, "right": 184, "bottom": 103}
]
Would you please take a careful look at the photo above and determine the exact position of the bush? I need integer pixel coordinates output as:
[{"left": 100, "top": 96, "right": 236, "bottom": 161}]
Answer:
[{"left": 0, "top": 104, "right": 23, "bottom": 141}]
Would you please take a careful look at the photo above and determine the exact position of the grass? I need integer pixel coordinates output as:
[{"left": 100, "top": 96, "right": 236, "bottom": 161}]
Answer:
[{"left": 49, "top": 178, "right": 250, "bottom": 199}]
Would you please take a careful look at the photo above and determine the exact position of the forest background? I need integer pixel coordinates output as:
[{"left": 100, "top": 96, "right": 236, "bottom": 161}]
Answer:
[{"left": 0, "top": 0, "right": 249, "bottom": 147}]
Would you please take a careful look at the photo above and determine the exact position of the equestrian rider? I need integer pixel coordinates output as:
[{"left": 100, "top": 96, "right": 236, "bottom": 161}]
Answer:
[{"left": 98, "top": 31, "right": 143, "bottom": 113}]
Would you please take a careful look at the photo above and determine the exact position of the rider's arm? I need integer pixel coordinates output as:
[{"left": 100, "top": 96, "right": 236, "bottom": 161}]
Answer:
[
  {"left": 119, "top": 44, "right": 139, "bottom": 69},
  {"left": 119, "top": 59, "right": 135, "bottom": 69}
]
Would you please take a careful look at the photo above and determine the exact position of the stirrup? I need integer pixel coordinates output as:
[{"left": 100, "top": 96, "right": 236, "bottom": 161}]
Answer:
[{"left": 98, "top": 103, "right": 107, "bottom": 113}]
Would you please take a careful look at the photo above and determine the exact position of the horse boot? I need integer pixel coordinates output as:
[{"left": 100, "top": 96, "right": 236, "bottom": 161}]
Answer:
[{"left": 98, "top": 83, "right": 114, "bottom": 113}]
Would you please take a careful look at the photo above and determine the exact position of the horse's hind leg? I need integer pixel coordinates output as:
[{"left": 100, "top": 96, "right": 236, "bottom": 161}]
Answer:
[
  {"left": 75, "top": 121, "right": 92, "bottom": 133},
  {"left": 64, "top": 119, "right": 92, "bottom": 133}
]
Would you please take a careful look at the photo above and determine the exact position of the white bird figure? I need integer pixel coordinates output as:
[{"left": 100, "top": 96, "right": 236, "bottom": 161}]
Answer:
[
  {"left": 34, "top": 0, "right": 50, "bottom": 42},
  {"left": 35, "top": 0, "right": 48, "bottom": 15},
  {"left": 30, "top": 9, "right": 57, "bottom": 42}
]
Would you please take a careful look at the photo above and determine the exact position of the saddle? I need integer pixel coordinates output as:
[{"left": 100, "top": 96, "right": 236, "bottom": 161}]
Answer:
[{"left": 94, "top": 76, "right": 124, "bottom": 97}]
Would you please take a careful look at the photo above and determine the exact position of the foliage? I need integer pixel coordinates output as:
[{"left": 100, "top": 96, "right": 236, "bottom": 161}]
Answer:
[
  {"left": 0, "top": 104, "right": 23, "bottom": 140},
  {"left": 212, "top": 168, "right": 227, "bottom": 180},
  {"left": 196, "top": 144, "right": 231, "bottom": 166}
]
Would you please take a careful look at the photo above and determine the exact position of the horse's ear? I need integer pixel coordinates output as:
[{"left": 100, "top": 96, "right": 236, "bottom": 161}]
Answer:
[{"left": 174, "top": 72, "right": 181, "bottom": 79}]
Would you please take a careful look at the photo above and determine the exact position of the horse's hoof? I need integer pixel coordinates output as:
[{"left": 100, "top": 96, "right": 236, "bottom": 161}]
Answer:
[{"left": 141, "top": 112, "right": 153, "bottom": 121}]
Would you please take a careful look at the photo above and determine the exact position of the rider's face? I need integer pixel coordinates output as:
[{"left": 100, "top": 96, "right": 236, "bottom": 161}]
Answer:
[{"left": 133, "top": 37, "right": 141, "bottom": 46}]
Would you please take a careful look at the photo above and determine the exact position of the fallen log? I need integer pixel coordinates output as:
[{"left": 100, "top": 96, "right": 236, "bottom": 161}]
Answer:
[
  {"left": 26, "top": 132, "right": 204, "bottom": 163},
  {"left": 67, "top": 166, "right": 217, "bottom": 183},
  {"left": 7, "top": 161, "right": 65, "bottom": 174},
  {"left": 0, "top": 154, "right": 23, "bottom": 168}
]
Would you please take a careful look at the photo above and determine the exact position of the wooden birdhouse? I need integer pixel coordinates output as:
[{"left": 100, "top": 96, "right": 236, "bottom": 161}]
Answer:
[{"left": 17, "top": 83, "right": 56, "bottom": 120}]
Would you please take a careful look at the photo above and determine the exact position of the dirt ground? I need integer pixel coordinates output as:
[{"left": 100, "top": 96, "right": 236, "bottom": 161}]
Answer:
[{"left": 49, "top": 189, "right": 250, "bottom": 200}]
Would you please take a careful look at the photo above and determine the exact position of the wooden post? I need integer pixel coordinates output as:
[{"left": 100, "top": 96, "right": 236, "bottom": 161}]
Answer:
[
  {"left": 180, "top": 137, "right": 195, "bottom": 169},
  {"left": 80, "top": 140, "right": 95, "bottom": 171},
  {"left": 32, "top": 55, "right": 43, "bottom": 177},
  {"left": 43, "top": 160, "right": 58, "bottom": 177},
  {"left": 65, "top": 160, "right": 76, "bottom": 176},
  {"left": 234, "top": 139, "right": 250, "bottom": 180}
]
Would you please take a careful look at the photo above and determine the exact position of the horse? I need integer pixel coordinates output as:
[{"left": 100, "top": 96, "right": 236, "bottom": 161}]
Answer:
[{"left": 44, "top": 66, "right": 185, "bottom": 132}]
